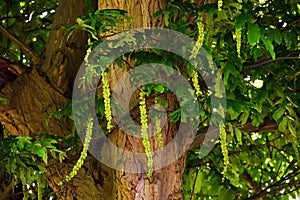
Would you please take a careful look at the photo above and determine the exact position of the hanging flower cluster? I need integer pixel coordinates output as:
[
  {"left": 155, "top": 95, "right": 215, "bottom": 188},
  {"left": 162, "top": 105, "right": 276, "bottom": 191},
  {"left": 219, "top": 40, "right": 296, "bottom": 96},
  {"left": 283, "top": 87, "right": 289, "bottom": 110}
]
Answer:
[
  {"left": 191, "top": 70, "right": 203, "bottom": 98},
  {"left": 59, "top": 118, "right": 93, "bottom": 185},
  {"left": 84, "top": 38, "right": 92, "bottom": 64},
  {"left": 139, "top": 90, "right": 153, "bottom": 176},
  {"left": 37, "top": 174, "right": 43, "bottom": 200},
  {"left": 102, "top": 72, "right": 113, "bottom": 132},
  {"left": 220, "top": 124, "right": 229, "bottom": 180},
  {"left": 218, "top": 0, "right": 223, "bottom": 11},
  {"left": 235, "top": 27, "right": 242, "bottom": 57},
  {"left": 190, "top": 19, "right": 204, "bottom": 59}
]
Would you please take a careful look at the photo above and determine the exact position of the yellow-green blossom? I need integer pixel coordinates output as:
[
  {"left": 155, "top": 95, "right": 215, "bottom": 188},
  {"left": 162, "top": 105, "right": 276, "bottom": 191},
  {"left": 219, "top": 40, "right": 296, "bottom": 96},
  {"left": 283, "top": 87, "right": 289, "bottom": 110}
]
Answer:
[
  {"left": 220, "top": 124, "right": 229, "bottom": 180},
  {"left": 102, "top": 72, "right": 113, "bottom": 132},
  {"left": 235, "top": 28, "right": 242, "bottom": 57},
  {"left": 139, "top": 90, "right": 153, "bottom": 176},
  {"left": 218, "top": 0, "right": 223, "bottom": 11},
  {"left": 192, "top": 70, "right": 203, "bottom": 97},
  {"left": 190, "top": 19, "right": 204, "bottom": 60},
  {"left": 59, "top": 118, "right": 93, "bottom": 185}
]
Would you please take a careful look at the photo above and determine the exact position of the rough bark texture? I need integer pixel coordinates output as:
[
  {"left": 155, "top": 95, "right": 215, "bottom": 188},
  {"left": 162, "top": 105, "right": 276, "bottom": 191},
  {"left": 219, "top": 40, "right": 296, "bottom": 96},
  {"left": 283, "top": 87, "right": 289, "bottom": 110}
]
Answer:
[
  {"left": 39, "top": 0, "right": 88, "bottom": 96},
  {"left": 95, "top": 0, "right": 188, "bottom": 199},
  {"left": 98, "top": 0, "right": 165, "bottom": 28},
  {"left": 0, "top": 69, "right": 71, "bottom": 136},
  {"left": 0, "top": 0, "right": 88, "bottom": 135},
  {"left": 0, "top": 0, "right": 287, "bottom": 199}
]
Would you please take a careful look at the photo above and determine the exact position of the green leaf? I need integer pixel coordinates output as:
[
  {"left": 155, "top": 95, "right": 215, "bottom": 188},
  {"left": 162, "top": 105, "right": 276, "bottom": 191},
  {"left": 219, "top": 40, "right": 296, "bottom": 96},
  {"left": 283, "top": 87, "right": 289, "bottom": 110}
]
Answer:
[
  {"left": 278, "top": 117, "right": 288, "bottom": 132},
  {"left": 16, "top": 136, "right": 32, "bottom": 149},
  {"left": 223, "top": 63, "right": 239, "bottom": 86},
  {"left": 0, "top": 97, "right": 8, "bottom": 104},
  {"left": 154, "top": 84, "right": 165, "bottom": 93},
  {"left": 164, "top": 11, "right": 169, "bottom": 26},
  {"left": 33, "top": 40, "right": 45, "bottom": 55},
  {"left": 239, "top": 108, "right": 250, "bottom": 125},
  {"left": 235, "top": 13, "right": 250, "bottom": 29},
  {"left": 76, "top": 18, "right": 85, "bottom": 26},
  {"left": 170, "top": 109, "right": 181, "bottom": 122},
  {"left": 61, "top": 24, "right": 74, "bottom": 30},
  {"left": 262, "top": 37, "right": 276, "bottom": 59},
  {"left": 247, "top": 23, "right": 261, "bottom": 46},
  {"left": 153, "top": 9, "right": 164, "bottom": 18},
  {"left": 33, "top": 146, "right": 48, "bottom": 164},
  {"left": 285, "top": 105, "right": 297, "bottom": 118},
  {"left": 41, "top": 138, "right": 57, "bottom": 147},
  {"left": 268, "top": 29, "right": 282, "bottom": 45},
  {"left": 288, "top": 121, "right": 297, "bottom": 136},
  {"left": 227, "top": 100, "right": 242, "bottom": 120},
  {"left": 235, "top": 127, "right": 243, "bottom": 145},
  {"left": 272, "top": 107, "right": 285, "bottom": 122},
  {"left": 256, "top": 88, "right": 268, "bottom": 105}
]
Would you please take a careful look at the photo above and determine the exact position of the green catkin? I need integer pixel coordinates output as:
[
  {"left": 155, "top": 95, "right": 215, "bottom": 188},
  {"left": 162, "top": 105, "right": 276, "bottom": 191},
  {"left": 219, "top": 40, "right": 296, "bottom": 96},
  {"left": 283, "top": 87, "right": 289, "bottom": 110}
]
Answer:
[
  {"left": 37, "top": 174, "right": 42, "bottom": 200},
  {"left": 191, "top": 70, "right": 203, "bottom": 97},
  {"left": 190, "top": 19, "right": 204, "bottom": 59},
  {"left": 218, "top": 0, "right": 223, "bottom": 11},
  {"left": 220, "top": 124, "right": 229, "bottom": 180},
  {"left": 102, "top": 72, "right": 113, "bottom": 132},
  {"left": 84, "top": 38, "right": 92, "bottom": 63},
  {"left": 139, "top": 90, "right": 153, "bottom": 176},
  {"left": 235, "top": 28, "right": 242, "bottom": 57},
  {"left": 58, "top": 118, "right": 93, "bottom": 186}
]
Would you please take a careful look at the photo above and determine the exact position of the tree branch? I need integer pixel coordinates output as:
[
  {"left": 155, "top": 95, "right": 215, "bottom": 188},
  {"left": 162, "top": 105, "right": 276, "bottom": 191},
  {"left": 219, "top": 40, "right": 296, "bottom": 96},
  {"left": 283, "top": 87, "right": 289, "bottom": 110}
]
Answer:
[
  {"left": 0, "top": 24, "right": 41, "bottom": 66},
  {"left": 244, "top": 56, "right": 300, "bottom": 70},
  {"left": 189, "top": 117, "right": 279, "bottom": 150}
]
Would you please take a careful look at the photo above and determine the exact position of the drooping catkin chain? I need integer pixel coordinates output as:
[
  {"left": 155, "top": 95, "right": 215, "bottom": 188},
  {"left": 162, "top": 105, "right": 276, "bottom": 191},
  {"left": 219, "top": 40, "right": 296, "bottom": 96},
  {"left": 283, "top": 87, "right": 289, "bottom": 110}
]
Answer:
[
  {"left": 218, "top": 0, "right": 223, "bottom": 11},
  {"left": 235, "top": 28, "right": 242, "bottom": 58},
  {"left": 220, "top": 124, "right": 229, "bottom": 180},
  {"left": 191, "top": 70, "right": 203, "bottom": 98},
  {"left": 190, "top": 19, "right": 204, "bottom": 60},
  {"left": 139, "top": 90, "right": 153, "bottom": 176},
  {"left": 58, "top": 118, "right": 93, "bottom": 185},
  {"left": 102, "top": 72, "right": 113, "bottom": 132}
]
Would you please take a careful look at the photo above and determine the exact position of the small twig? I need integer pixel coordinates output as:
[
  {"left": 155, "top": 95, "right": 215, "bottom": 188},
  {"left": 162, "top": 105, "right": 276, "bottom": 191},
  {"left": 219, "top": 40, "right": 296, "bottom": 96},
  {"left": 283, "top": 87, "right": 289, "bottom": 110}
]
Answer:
[
  {"left": 0, "top": 24, "right": 41, "bottom": 66},
  {"left": 244, "top": 57, "right": 300, "bottom": 69},
  {"left": 260, "top": 66, "right": 283, "bottom": 78},
  {"left": 190, "top": 167, "right": 199, "bottom": 200}
]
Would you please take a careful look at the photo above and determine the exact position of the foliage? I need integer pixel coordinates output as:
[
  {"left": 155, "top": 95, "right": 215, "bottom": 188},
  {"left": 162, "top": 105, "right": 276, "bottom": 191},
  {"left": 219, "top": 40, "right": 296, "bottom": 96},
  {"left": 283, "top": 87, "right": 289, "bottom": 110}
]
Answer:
[
  {"left": 0, "top": 134, "right": 67, "bottom": 199},
  {"left": 0, "top": 0, "right": 300, "bottom": 199},
  {"left": 0, "top": 0, "right": 57, "bottom": 65},
  {"left": 154, "top": 0, "right": 300, "bottom": 199}
]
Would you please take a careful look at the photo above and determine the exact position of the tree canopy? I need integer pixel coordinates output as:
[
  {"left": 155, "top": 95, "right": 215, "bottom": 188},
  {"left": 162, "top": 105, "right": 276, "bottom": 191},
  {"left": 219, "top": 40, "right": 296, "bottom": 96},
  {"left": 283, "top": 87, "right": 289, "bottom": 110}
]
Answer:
[{"left": 0, "top": 0, "right": 299, "bottom": 199}]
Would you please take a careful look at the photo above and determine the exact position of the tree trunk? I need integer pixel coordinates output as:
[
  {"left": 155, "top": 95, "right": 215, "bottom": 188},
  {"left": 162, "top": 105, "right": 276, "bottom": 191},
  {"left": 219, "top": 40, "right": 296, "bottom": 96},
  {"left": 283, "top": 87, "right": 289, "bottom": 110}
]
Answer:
[
  {"left": 0, "top": 0, "right": 189, "bottom": 199},
  {"left": 95, "top": 0, "right": 187, "bottom": 199}
]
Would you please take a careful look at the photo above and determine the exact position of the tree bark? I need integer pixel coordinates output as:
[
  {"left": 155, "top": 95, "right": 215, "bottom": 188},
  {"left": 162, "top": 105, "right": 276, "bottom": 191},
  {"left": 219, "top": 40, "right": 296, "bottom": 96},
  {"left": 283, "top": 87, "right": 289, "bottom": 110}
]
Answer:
[{"left": 95, "top": 0, "right": 188, "bottom": 199}]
